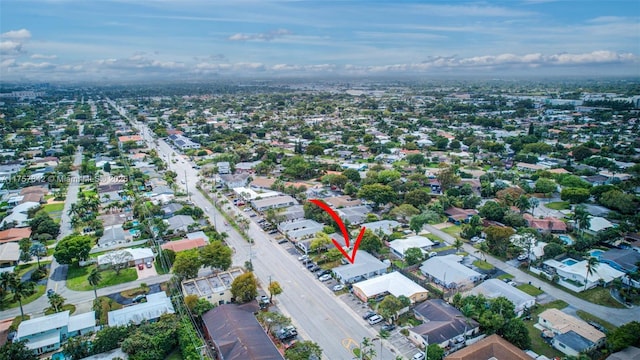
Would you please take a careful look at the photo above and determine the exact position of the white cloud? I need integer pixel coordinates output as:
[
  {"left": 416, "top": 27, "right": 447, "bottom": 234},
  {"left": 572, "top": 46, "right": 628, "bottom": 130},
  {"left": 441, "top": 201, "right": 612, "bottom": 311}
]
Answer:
[
  {"left": 0, "top": 40, "right": 24, "bottom": 53},
  {"left": 31, "top": 53, "right": 58, "bottom": 59},
  {"left": 228, "top": 29, "right": 292, "bottom": 41},
  {"left": 411, "top": 4, "right": 535, "bottom": 17},
  {"left": 1, "top": 29, "right": 31, "bottom": 40}
]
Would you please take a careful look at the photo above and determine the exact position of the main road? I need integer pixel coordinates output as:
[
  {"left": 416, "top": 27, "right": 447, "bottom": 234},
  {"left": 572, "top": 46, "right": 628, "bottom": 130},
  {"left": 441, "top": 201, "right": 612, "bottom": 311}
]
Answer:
[{"left": 120, "top": 105, "right": 400, "bottom": 359}]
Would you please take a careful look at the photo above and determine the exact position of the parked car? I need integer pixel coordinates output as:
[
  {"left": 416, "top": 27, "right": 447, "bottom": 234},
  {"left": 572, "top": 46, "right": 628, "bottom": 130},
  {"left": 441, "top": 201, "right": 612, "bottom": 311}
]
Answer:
[
  {"left": 508, "top": 281, "right": 517, "bottom": 287},
  {"left": 47, "top": 289, "right": 55, "bottom": 297},
  {"left": 517, "top": 254, "right": 528, "bottom": 261},
  {"left": 412, "top": 352, "right": 426, "bottom": 360},
  {"left": 308, "top": 265, "right": 320, "bottom": 272},
  {"left": 428, "top": 251, "right": 438, "bottom": 258},
  {"left": 316, "top": 269, "right": 331, "bottom": 277},
  {"left": 277, "top": 327, "right": 298, "bottom": 341},
  {"left": 298, "top": 255, "right": 309, "bottom": 261},
  {"left": 367, "top": 315, "right": 384, "bottom": 325},
  {"left": 381, "top": 323, "right": 396, "bottom": 332},
  {"left": 306, "top": 262, "right": 316, "bottom": 269},
  {"left": 431, "top": 240, "right": 441, "bottom": 246},
  {"left": 137, "top": 263, "right": 144, "bottom": 270},
  {"left": 332, "top": 284, "right": 345, "bottom": 292},
  {"left": 145, "top": 261, "right": 152, "bottom": 268},
  {"left": 132, "top": 294, "right": 146, "bottom": 303},
  {"left": 319, "top": 274, "right": 332, "bottom": 282},
  {"left": 362, "top": 311, "right": 377, "bottom": 320}
]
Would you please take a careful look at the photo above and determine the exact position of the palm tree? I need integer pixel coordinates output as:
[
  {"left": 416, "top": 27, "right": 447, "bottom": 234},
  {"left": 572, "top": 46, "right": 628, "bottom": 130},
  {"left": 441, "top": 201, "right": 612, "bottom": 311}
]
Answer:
[
  {"left": 516, "top": 195, "right": 531, "bottom": 214},
  {"left": 87, "top": 268, "right": 102, "bottom": 300},
  {"left": 67, "top": 203, "right": 81, "bottom": 218},
  {"left": 574, "top": 205, "right": 591, "bottom": 235},
  {"left": 475, "top": 242, "right": 489, "bottom": 261},
  {"left": 454, "top": 238, "right": 464, "bottom": 253},
  {"left": 10, "top": 278, "right": 35, "bottom": 319},
  {"left": 48, "top": 293, "right": 66, "bottom": 313},
  {"left": 29, "top": 242, "right": 47, "bottom": 268},
  {"left": 584, "top": 257, "right": 599, "bottom": 291}
]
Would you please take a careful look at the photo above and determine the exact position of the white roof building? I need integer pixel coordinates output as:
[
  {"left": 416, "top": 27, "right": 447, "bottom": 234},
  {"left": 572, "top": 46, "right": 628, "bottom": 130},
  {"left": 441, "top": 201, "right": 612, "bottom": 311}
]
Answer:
[
  {"left": 361, "top": 220, "right": 400, "bottom": 236},
  {"left": 544, "top": 258, "right": 624, "bottom": 291},
  {"left": 388, "top": 235, "right": 434, "bottom": 259},
  {"left": 97, "top": 247, "right": 154, "bottom": 266},
  {"left": 0, "top": 201, "right": 40, "bottom": 228},
  {"left": 333, "top": 251, "right": 389, "bottom": 284},
  {"left": 468, "top": 279, "right": 536, "bottom": 317},
  {"left": 586, "top": 217, "right": 615, "bottom": 234},
  {"left": 420, "top": 255, "right": 482, "bottom": 289},
  {"left": 352, "top": 271, "right": 428, "bottom": 303},
  {"left": 108, "top": 292, "right": 175, "bottom": 326}
]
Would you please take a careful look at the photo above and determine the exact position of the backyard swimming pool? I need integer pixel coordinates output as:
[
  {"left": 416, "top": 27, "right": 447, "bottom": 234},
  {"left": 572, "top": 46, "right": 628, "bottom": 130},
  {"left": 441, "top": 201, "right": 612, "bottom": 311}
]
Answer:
[
  {"left": 558, "top": 235, "right": 574, "bottom": 245},
  {"left": 562, "top": 258, "right": 578, "bottom": 266},
  {"left": 589, "top": 249, "right": 604, "bottom": 258}
]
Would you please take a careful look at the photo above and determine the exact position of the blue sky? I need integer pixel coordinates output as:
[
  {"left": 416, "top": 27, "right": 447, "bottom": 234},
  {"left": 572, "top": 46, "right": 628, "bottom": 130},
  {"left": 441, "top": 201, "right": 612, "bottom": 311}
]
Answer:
[{"left": 1, "top": 0, "right": 639, "bottom": 81}]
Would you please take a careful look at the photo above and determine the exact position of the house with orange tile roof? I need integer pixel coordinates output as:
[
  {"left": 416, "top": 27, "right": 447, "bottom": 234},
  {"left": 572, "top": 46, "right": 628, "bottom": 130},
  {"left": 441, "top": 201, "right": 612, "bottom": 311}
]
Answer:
[{"left": 0, "top": 228, "right": 32, "bottom": 243}]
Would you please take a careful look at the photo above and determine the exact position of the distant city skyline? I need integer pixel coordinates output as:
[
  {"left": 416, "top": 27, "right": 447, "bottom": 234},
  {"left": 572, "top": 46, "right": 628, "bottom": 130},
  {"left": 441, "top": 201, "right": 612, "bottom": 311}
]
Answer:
[{"left": 1, "top": 0, "right": 639, "bottom": 81}]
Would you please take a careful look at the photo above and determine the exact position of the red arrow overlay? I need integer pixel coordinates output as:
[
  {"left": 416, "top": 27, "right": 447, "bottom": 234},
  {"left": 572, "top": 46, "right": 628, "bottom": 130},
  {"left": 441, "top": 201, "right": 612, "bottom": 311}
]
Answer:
[{"left": 309, "top": 199, "right": 366, "bottom": 264}]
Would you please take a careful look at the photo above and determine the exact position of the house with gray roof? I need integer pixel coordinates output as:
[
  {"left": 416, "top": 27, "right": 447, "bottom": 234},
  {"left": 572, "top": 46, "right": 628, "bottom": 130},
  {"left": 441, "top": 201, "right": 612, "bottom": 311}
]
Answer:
[
  {"left": 333, "top": 251, "right": 389, "bottom": 284},
  {"left": 165, "top": 214, "right": 195, "bottom": 232},
  {"left": 598, "top": 248, "right": 640, "bottom": 274},
  {"left": 361, "top": 220, "right": 400, "bottom": 236},
  {"left": 408, "top": 299, "right": 479, "bottom": 349},
  {"left": 98, "top": 225, "right": 128, "bottom": 248},
  {"left": 108, "top": 292, "right": 175, "bottom": 327},
  {"left": 15, "top": 310, "right": 96, "bottom": 355},
  {"left": 420, "top": 255, "right": 482, "bottom": 289},
  {"left": 336, "top": 205, "right": 371, "bottom": 225},
  {"left": 468, "top": 279, "right": 535, "bottom": 317}
]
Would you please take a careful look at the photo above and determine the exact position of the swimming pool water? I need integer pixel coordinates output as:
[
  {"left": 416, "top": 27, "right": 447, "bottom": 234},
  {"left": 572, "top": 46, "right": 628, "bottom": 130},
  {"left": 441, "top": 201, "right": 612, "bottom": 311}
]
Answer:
[
  {"left": 558, "top": 235, "right": 573, "bottom": 245},
  {"left": 562, "top": 259, "right": 578, "bottom": 266}
]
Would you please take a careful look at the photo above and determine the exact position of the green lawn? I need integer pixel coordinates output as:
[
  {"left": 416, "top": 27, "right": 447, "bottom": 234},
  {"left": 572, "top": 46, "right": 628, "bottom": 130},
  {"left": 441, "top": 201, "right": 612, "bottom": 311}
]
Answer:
[
  {"left": 66, "top": 265, "right": 138, "bottom": 291},
  {"left": 546, "top": 201, "right": 570, "bottom": 210},
  {"left": 0, "top": 285, "right": 45, "bottom": 311},
  {"left": 523, "top": 300, "right": 569, "bottom": 359},
  {"left": 45, "top": 304, "right": 76, "bottom": 315},
  {"left": 575, "top": 310, "right": 617, "bottom": 333},
  {"left": 426, "top": 233, "right": 444, "bottom": 243},
  {"left": 517, "top": 284, "right": 544, "bottom": 296},
  {"left": 577, "top": 287, "right": 625, "bottom": 309},
  {"left": 42, "top": 203, "right": 65, "bottom": 223},
  {"left": 432, "top": 245, "right": 454, "bottom": 253},
  {"left": 497, "top": 273, "right": 514, "bottom": 280},
  {"left": 441, "top": 225, "right": 462, "bottom": 240},
  {"left": 472, "top": 260, "right": 494, "bottom": 270}
]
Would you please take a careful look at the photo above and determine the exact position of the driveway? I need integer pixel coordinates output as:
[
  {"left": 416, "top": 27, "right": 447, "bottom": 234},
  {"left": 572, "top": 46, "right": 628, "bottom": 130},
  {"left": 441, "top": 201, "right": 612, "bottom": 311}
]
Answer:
[{"left": 136, "top": 263, "right": 158, "bottom": 279}]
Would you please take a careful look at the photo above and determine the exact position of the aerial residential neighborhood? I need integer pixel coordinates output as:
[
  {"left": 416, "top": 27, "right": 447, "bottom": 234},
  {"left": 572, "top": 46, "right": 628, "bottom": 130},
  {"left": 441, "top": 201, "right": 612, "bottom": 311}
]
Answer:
[{"left": 1, "top": 1, "right": 640, "bottom": 360}]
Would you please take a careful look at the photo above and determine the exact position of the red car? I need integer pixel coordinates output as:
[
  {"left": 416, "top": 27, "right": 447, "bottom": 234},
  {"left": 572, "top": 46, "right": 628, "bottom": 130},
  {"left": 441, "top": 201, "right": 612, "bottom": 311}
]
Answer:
[{"left": 137, "top": 263, "right": 144, "bottom": 270}]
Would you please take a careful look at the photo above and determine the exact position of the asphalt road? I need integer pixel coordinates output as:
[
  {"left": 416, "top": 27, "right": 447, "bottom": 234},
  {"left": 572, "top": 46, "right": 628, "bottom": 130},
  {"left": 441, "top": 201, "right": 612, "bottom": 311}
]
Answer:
[{"left": 130, "top": 117, "right": 400, "bottom": 359}]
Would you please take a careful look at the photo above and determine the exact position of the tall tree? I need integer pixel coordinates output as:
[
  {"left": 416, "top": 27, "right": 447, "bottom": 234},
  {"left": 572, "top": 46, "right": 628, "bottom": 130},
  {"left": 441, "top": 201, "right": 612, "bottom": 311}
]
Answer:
[
  {"left": 584, "top": 257, "right": 599, "bottom": 291},
  {"left": 199, "top": 241, "right": 232, "bottom": 272},
  {"left": 284, "top": 340, "right": 322, "bottom": 360},
  {"left": 48, "top": 292, "right": 66, "bottom": 313},
  {"left": 436, "top": 165, "right": 460, "bottom": 192},
  {"left": 87, "top": 268, "right": 102, "bottom": 300},
  {"left": 230, "top": 272, "right": 258, "bottom": 303},
  {"left": 574, "top": 205, "right": 591, "bottom": 234},
  {"left": 0, "top": 340, "right": 37, "bottom": 360},
  {"left": 10, "top": 276, "right": 35, "bottom": 319},
  {"left": 268, "top": 280, "right": 283, "bottom": 303},
  {"left": 172, "top": 250, "right": 202, "bottom": 279}
]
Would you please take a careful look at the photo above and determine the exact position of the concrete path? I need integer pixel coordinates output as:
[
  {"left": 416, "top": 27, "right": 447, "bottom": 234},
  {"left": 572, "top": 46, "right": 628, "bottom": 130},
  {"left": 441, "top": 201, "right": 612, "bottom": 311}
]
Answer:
[{"left": 424, "top": 224, "right": 639, "bottom": 327}]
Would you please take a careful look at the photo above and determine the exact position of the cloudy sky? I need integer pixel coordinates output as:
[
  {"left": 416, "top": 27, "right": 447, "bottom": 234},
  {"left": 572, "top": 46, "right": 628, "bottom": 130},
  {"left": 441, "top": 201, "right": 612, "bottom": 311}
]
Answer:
[{"left": 1, "top": 0, "right": 639, "bottom": 81}]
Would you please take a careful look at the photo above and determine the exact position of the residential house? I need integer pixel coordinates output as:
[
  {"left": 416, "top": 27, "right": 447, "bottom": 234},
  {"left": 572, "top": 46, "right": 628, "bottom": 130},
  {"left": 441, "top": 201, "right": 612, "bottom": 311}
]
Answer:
[
  {"left": 408, "top": 299, "right": 479, "bottom": 349},
  {"left": 538, "top": 308, "right": 605, "bottom": 356},
  {"left": 117, "top": 135, "right": 145, "bottom": 148},
  {"left": 161, "top": 203, "right": 184, "bottom": 218},
  {"left": 165, "top": 214, "right": 196, "bottom": 232},
  {"left": 467, "top": 279, "right": 535, "bottom": 317},
  {"left": 251, "top": 195, "right": 298, "bottom": 212},
  {"left": 182, "top": 268, "right": 244, "bottom": 305},
  {"left": 219, "top": 173, "right": 250, "bottom": 189},
  {"left": 323, "top": 195, "right": 362, "bottom": 208},
  {"left": 352, "top": 271, "right": 428, "bottom": 304},
  {"left": 97, "top": 247, "right": 154, "bottom": 267},
  {"left": 420, "top": 255, "right": 483, "bottom": 290},
  {"left": 202, "top": 303, "right": 284, "bottom": 360},
  {"left": 98, "top": 225, "right": 129, "bottom": 248},
  {"left": 277, "top": 205, "right": 305, "bottom": 221},
  {"left": 606, "top": 346, "right": 640, "bottom": 360},
  {"left": 216, "top": 161, "right": 231, "bottom": 174},
  {"left": 444, "top": 334, "right": 531, "bottom": 360},
  {"left": 336, "top": 205, "right": 371, "bottom": 225},
  {"left": 0, "top": 242, "right": 20, "bottom": 268},
  {"left": 333, "top": 251, "right": 389, "bottom": 284},
  {"left": 0, "top": 201, "right": 40, "bottom": 228},
  {"left": 278, "top": 219, "right": 324, "bottom": 243},
  {"left": 543, "top": 258, "right": 624, "bottom": 291},
  {"left": 0, "top": 227, "right": 32, "bottom": 243},
  {"left": 389, "top": 235, "right": 434, "bottom": 259},
  {"left": 444, "top": 207, "right": 478, "bottom": 225},
  {"left": 161, "top": 238, "right": 208, "bottom": 253},
  {"left": 598, "top": 249, "right": 640, "bottom": 274},
  {"left": 108, "top": 292, "right": 175, "bottom": 326},
  {"left": 249, "top": 177, "right": 276, "bottom": 190},
  {"left": 523, "top": 214, "right": 567, "bottom": 234},
  {"left": 15, "top": 310, "right": 96, "bottom": 355},
  {"left": 584, "top": 217, "right": 615, "bottom": 236},
  {"left": 361, "top": 220, "right": 400, "bottom": 236}
]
